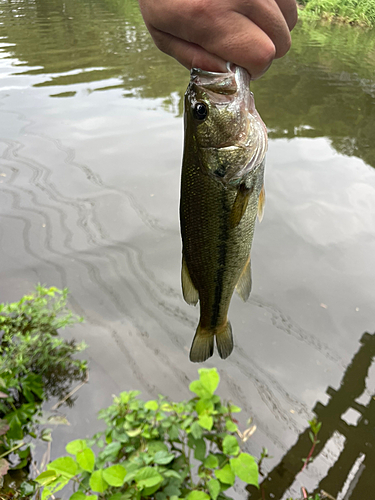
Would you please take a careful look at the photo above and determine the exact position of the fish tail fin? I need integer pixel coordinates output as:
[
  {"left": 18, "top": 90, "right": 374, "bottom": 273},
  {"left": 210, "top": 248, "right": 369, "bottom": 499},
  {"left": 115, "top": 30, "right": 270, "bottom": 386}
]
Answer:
[
  {"left": 189, "top": 324, "right": 214, "bottom": 363},
  {"left": 216, "top": 321, "right": 234, "bottom": 360}
]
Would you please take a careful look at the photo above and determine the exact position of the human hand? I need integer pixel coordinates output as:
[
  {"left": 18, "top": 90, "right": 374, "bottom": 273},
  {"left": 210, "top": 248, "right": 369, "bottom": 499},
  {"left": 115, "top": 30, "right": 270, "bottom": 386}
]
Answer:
[{"left": 138, "top": 0, "right": 298, "bottom": 79}]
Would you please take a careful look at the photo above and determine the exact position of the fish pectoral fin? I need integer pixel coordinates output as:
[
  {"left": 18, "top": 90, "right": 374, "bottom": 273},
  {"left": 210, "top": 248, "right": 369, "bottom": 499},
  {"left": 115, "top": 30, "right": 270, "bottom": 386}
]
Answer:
[
  {"left": 235, "top": 256, "right": 252, "bottom": 302},
  {"left": 257, "top": 184, "right": 266, "bottom": 222},
  {"left": 230, "top": 183, "right": 251, "bottom": 228},
  {"left": 181, "top": 255, "right": 199, "bottom": 306}
]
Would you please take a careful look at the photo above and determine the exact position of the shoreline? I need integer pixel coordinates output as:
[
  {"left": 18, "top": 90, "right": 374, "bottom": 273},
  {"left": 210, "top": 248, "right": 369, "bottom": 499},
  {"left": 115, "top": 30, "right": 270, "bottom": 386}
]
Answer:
[{"left": 297, "top": 1, "right": 375, "bottom": 28}]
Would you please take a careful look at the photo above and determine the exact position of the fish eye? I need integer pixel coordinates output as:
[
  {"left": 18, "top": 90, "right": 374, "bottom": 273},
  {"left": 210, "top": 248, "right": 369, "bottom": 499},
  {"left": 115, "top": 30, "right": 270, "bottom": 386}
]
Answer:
[{"left": 193, "top": 102, "right": 208, "bottom": 121}]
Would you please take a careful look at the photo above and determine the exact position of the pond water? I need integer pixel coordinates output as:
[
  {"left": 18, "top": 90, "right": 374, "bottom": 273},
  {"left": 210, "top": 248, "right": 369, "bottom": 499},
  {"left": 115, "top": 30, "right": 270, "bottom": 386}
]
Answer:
[{"left": 1, "top": 1, "right": 375, "bottom": 498}]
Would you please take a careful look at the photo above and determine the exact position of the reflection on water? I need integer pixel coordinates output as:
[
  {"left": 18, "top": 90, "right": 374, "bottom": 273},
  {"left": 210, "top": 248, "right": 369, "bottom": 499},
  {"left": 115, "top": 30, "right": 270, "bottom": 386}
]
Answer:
[
  {"left": 248, "top": 331, "right": 375, "bottom": 499},
  {"left": 1, "top": 0, "right": 375, "bottom": 168},
  {"left": 0, "top": 0, "right": 375, "bottom": 498}
]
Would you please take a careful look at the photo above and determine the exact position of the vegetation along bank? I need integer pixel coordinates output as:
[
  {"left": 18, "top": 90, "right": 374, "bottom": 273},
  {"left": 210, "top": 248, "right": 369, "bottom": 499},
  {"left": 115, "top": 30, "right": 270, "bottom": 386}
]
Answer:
[{"left": 298, "top": 0, "right": 375, "bottom": 26}]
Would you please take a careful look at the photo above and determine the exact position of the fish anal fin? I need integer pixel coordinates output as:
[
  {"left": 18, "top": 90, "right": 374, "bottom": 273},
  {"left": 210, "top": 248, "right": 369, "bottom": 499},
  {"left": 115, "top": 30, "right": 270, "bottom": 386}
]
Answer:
[
  {"left": 189, "top": 324, "right": 214, "bottom": 363},
  {"left": 257, "top": 184, "right": 266, "bottom": 222},
  {"left": 230, "top": 183, "right": 251, "bottom": 228},
  {"left": 181, "top": 255, "right": 199, "bottom": 306},
  {"left": 235, "top": 256, "right": 252, "bottom": 302}
]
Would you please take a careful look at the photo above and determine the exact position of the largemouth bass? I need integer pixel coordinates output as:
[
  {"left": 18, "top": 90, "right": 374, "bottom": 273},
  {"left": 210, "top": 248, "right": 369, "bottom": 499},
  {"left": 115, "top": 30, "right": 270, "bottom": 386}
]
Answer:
[{"left": 180, "top": 65, "right": 268, "bottom": 363}]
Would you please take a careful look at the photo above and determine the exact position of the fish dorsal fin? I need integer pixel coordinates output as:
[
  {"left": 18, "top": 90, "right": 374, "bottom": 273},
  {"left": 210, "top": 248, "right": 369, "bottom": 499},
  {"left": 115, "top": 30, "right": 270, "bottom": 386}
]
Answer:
[
  {"left": 230, "top": 183, "right": 251, "bottom": 228},
  {"left": 257, "top": 184, "right": 266, "bottom": 222},
  {"left": 181, "top": 255, "right": 199, "bottom": 306},
  {"left": 235, "top": 256, "right": 252, "bottom": 302}
]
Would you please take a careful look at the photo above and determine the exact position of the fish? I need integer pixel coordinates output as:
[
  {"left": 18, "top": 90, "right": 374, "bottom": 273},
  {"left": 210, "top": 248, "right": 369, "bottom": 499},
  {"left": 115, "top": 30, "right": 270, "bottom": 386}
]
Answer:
[{"left": 179, "top": 64, "right": 268, "bottom": 363}]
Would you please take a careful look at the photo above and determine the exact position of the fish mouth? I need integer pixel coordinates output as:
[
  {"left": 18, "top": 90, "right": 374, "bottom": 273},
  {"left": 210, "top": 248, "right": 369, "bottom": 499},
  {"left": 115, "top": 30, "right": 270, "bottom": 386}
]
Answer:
[
  {"left": 190, "top": 67, "right": 238, "bottom": 95},
  {"left": 190, "top": 66, "right": 251, "bottom": 96},
  {"left": 190, "top": 65, "right": 254, "bottom": 112}
]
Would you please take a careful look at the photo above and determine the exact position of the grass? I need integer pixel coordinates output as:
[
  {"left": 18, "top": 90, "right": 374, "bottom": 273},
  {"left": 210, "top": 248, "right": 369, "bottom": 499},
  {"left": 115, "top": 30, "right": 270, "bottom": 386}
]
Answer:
[{"left": 298, "top": 0, "right": 375, "bottom": 26}]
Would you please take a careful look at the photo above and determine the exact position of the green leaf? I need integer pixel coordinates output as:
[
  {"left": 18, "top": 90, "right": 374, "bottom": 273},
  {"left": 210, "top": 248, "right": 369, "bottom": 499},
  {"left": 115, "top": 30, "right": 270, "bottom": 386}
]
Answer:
[
  {"left": 127, "top": 427, "right": 142, "bottom": 437},
  {"left": 186, "top": 491, "right": 210, "bottom": 500},
  {"left": 164, "top": 484, "right": 182, "bottom": 498},
  {"left": 198, "top": 414, "right": 213, "bottom": 430},
  {"left": 168, "top": 424, "right": 180, "bottom": 441},
  {"left": 41, "top": 476, "right": 69, "bottom": 500},
  {"left": 194, "top": 438, "right": 206, "bottom": 461},
  {"left": 225, "top": 420, "right": 237, "bottom": 432},
  {"left": 208, "top": 478, "right": 221, "bottom": 500},
  {"left": 230, "top": 453, "right": 258, "bottom": 487},
  {"left": 190, "top": 421, "right": 203, "bottom": 439},
  {"left": 22, "top": 373, "right": 44, "bottom": 401},
  {"left": 47, "top": 456, "right": 77, "bottom": 478},
  {"left": 145, "top": 400, "right": 158, "bottom": 411},
  {"left": 196, "top": 399, "right": 214, "bottom": 415},
  {"left": 76, "top": 448, "right": 95, "bottom": 472},
  {"left": 70, "top": 493, "right": 87, "bottom": 500},
  {"left": 143, "top": 482, "right": 164, "bottom": 497},
  {"left": 101, "top": 442, "right": 122, "bottom": 460},
  {"left": 189, "top": 380, "right": 211, "bottom": 399},
  {"left": 148, "top": 441, "right": 168, "bottom": 455},
  {"left": 199, "top": 368, "right": 220, "bottom": 395},
  {"left": 153, "top": 450, "right": 174, "bottom": 464},
  {"left": 66, "top": 439, "right": 87, "bottom": 455},
  {"left": 222, "top": 435, "right": 240, "bottom": 456},
  {"left": 215, "top": 464, "right": 235, "bottom": 486},
  {"left": 135, "top": 466, "right": 163, "bottom": 489},
  {"left": 102, "top": 464, "right": 127, "bottom": 486},
  {"left": 229, "top": 404, "right": 241, "bottom": 413},
  {"left": 35, "top": 470, "right": 59, "bottom": 486},
  {"left": 204, "top": 455, "right": 219, "bottom": 469},
  {"left": 163, "top": 470, "right": 181, "bottom": 479},
  {"left": 108, "top": 495, "right": 123, "bottom": 500},
  {"left": 90, "top": 470, "right": 109, "bottom": 493},
  {"left": 5, "top": 412, "right": 23, "bottom": 440}
]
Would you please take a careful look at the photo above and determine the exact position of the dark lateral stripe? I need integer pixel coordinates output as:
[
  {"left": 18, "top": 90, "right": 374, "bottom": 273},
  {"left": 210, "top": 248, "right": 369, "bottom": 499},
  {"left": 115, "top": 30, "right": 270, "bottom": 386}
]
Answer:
[{"left": 211, "top": 190, "right": 229, "bottom": 327}]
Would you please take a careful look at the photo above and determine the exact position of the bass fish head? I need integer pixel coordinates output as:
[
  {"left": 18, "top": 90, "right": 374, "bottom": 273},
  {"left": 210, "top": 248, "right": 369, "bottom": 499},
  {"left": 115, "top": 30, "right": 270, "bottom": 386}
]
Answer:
[{"left": 184, "top": 65, "right": 267, "bottom": 185}]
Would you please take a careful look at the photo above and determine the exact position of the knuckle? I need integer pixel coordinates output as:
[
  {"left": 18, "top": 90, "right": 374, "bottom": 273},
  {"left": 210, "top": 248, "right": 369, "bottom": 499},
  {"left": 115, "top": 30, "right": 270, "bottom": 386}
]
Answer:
[
  {"left": 246, "top": 40, "right": 276, "bottom": 79},
  {"left": 188, "top": 0, "right": 211, "bottom": 18},
  {"left": 277, "top": 32, "right": 292, "bottom": 57},
  {"left": 255, "top": 40, "right": 276, "bottom": 68},
  {"left": 151, "top": 30, "right": 171, "bottom": 54}
]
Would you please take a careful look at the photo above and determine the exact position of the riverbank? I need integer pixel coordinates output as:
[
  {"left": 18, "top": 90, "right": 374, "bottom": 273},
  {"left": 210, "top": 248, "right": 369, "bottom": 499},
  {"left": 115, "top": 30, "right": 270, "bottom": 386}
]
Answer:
[{"left": 298, "top": 0, "right": 375, "bottom": 27}]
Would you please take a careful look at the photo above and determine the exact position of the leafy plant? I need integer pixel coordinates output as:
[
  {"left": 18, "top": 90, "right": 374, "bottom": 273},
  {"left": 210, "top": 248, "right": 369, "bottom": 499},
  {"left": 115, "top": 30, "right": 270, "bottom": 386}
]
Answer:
[
  {"left": 298, "top": 0, "right": 375, "bottom": 26},
  {"left": 36, "top": 368, "right": 259, "bottom": 500},
  {"left": 301, "top": 418, "right": 322, "bottom": 471},
  {"left": 0, "top": 285, "right": 87, "bottom": 492}
]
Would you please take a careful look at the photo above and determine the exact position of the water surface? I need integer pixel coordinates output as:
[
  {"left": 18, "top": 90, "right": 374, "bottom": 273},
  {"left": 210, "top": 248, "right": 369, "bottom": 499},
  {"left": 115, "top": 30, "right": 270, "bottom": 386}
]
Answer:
[{"left": 0, "top": 1, "right": 375, "bottom": 498}]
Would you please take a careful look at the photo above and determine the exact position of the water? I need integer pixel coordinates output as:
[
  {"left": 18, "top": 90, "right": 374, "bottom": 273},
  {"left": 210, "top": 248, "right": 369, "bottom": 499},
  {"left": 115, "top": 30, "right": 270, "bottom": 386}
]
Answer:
[{"left": 0, "top": 1, "right": 375, "bottom": 498}]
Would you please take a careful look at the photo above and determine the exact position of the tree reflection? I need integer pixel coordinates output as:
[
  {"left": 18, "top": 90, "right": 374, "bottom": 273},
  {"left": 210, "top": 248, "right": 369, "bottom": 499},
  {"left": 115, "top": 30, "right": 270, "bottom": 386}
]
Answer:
[
  {"left": 1, "top": 0, "right": 375, "bottom": 169},
  {"left": 247, "top": 331, "right": 375, "bottom": 499}
]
